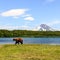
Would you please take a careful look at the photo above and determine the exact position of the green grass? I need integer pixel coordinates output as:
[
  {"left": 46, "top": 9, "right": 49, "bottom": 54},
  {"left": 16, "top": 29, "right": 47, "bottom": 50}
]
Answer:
[{"left": 0, "top": 44, "right": 60, "bottom": 60}]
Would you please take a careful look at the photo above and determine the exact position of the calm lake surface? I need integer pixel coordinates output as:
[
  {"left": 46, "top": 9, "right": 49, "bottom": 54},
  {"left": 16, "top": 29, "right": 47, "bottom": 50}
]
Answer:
[{"left": 0, "top": 38, "right": 60, "bottom": 45}]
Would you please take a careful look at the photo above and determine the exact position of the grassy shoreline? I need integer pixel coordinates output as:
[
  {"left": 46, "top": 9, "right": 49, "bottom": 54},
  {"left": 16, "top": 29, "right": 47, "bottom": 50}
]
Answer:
[{"left": 0, "top": 44, "right": 60, "bottom": 60}]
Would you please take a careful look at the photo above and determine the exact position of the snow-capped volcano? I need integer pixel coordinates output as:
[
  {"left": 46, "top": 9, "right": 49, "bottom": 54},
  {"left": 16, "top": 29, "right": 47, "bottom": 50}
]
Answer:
[
  {"left": 33, "top": 24, "right": 55, "bottom": 31},
  {"left": 39, "top": 24, "right": 54, "bottom": 31}
]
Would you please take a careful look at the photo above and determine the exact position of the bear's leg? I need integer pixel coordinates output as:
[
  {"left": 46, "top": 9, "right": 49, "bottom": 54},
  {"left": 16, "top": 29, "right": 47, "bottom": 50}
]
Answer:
[
  {"left": 20, "top": 41, "right": 23, "bottom": 44},
  {"left": 17, "top": 42, "right": 19, "bottom": 45},
  {"left": 15, "top": 41, "right": 18, "bottom": 45}
]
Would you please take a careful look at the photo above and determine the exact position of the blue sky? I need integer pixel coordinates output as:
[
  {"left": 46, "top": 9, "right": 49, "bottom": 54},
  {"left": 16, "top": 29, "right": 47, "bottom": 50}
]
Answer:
[{"left": 0, "top": 0, "right": 60, "bottom": 30}]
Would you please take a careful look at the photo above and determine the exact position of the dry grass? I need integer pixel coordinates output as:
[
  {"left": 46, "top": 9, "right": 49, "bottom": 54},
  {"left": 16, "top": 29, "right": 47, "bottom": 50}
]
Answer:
[{"left": 0, "top": 44, "right": 60, "bottom": 60}]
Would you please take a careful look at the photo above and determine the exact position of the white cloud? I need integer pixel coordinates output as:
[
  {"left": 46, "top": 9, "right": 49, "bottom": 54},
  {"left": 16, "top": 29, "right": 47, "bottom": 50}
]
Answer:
[
  {"left": 47, "top": 20, "right": 60, "bottom": 26},
  {"left": 0, "top": 9, "right": 35, "bottom": 21},
  {"left": 32, "top": 26, "right": 40, "bottom": 31},
  {"left": 24, "top": 16, "right": 34, "bottom": 21},
  {"left": 13, "top": 16, "right": 19, "bottom": 19},
  {"left": 0, "top": 25, "right": 18, "bottom": 30},
  {"left": 1, "top": 9, "right": 28, "bottom": 17},
  {"left": 21, "top": 25, "right": 29, "bottom": 30},
  {"left": 22, "top": 14, "right": 31, "bottom": 17},
  {"left": 0, "top": 25, "right": 30, "bottom": 30}
]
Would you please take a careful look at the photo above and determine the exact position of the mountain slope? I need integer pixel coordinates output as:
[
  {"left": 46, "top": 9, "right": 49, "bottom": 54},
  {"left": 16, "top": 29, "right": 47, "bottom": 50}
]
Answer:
[{"left": 33, "top": 24, "right": 55, "bottom": 31}]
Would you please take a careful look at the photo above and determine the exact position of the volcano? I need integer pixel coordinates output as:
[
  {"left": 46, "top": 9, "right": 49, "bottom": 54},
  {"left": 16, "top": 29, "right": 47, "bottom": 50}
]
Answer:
[{"left": 33, "top": 24, "right": 55, "bottom": 31}]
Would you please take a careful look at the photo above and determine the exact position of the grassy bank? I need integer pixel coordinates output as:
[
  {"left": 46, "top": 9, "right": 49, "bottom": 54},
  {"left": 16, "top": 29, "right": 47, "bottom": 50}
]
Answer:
[{"left": 0, "top": 44, "right": 60, "bottom": 60}]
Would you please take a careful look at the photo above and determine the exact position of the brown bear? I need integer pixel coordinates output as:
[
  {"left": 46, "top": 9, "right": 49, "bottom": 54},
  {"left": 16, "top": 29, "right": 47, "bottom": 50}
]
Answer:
[{"left": 13, "top": 38, "right": 23, "bottom": 45}]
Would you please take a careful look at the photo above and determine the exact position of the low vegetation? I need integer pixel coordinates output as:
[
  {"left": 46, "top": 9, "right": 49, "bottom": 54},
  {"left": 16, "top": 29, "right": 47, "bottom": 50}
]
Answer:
[
  {"left": 0, "top": 30, "right": 60, "bottom": 37},
  {"left": 0, "top": 44, "right": 60, "bottom": 60}
]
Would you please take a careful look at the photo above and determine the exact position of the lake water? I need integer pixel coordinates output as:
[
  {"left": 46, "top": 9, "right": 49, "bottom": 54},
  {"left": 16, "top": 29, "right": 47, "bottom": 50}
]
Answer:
[{"left": 0, "top": 38, "right": 60, "bottom": 45}]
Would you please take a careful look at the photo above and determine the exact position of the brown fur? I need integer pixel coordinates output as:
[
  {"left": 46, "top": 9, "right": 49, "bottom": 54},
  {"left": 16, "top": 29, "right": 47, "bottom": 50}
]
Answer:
[{"left": 13, "top": 38, "right": 23, "bottom": 45}]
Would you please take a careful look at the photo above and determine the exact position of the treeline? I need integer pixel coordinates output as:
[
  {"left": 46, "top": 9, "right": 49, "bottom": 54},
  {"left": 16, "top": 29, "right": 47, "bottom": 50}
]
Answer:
[{"left": 0, "top": 30, "right": 60, "bottom": 37}]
